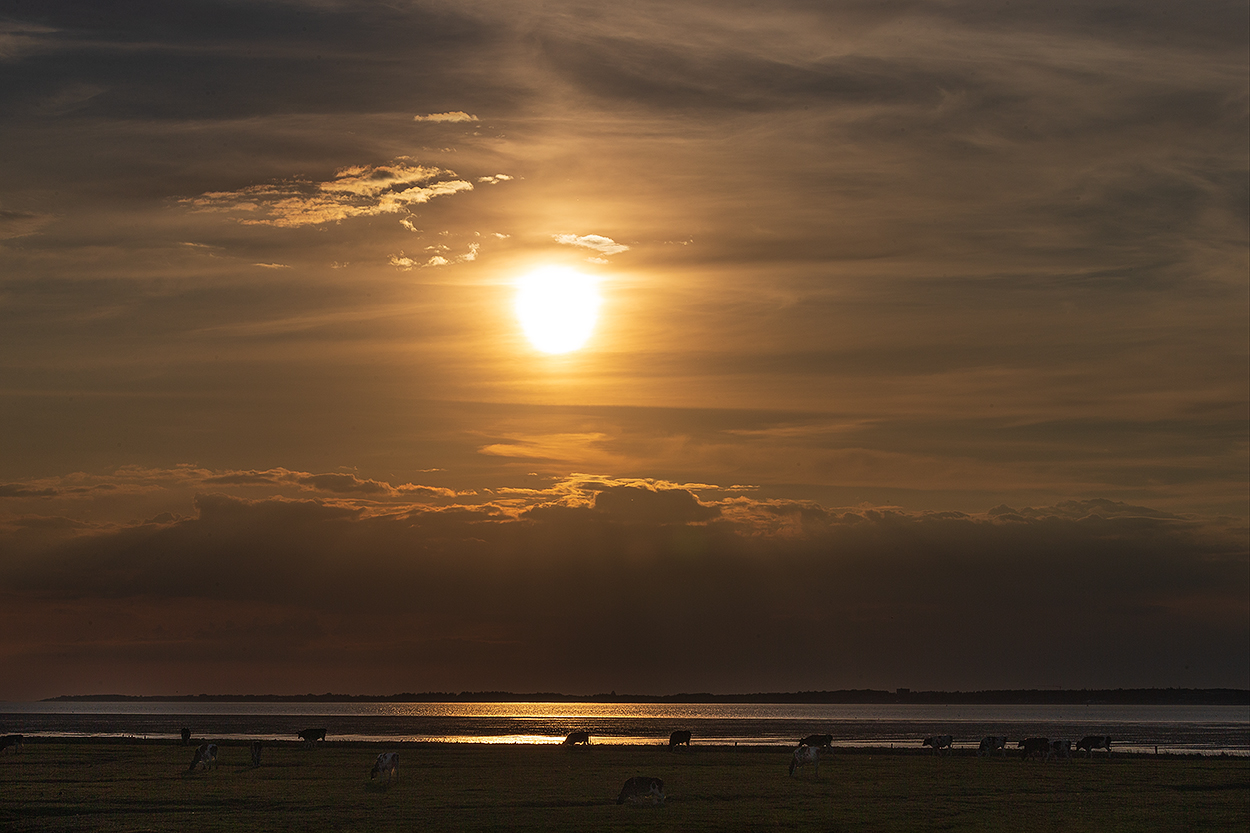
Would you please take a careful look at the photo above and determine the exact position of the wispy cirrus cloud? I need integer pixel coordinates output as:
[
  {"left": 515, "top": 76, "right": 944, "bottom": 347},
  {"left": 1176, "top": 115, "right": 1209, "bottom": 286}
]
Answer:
[
  {"left": 413, "top": 111, "right": 478, "bottom": 122},
  {"left": 552, "top": 233, "right": 629, "bottom": 256},
  {"left": 183, "top": 161, "right": 475, "bottom": 227}
]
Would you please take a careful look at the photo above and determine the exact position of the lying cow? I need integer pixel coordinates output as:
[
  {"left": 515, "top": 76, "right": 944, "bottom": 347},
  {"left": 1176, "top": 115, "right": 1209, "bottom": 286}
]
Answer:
[
  {"left": 922, "top": 735, "right": 953, "bottom": 755},
  {"left": 617, "top": 775, "right": 665, "bottom": 805},
  {"left": 563, "top": 731, "right": 591, "bottom": 746},
  {"left": 250, "top": 740, "right": 263, "bottom": 767},
  {"left": 298, "top": 728, "right": 327, "bottom": 746},
  {"left": 1019, "top": 737, "right": 1050, "bottom": 761},
  {"left": 187, "top": 743, "right": 218, "bottom": 772},
  {"left": 977, "top": 736, "right": 1007, "bottom": 757},
  {"left": 799, "top": 733, "right": 833, "bottom": 748},
  {"left": 1051, "top": 739, "right": 1073, "bottom": 760},
  {"left": 1076, "top": 735, "right": 1112, "bottom": 758},
  {"left": 669, "top": 730, "right": 692, "bottom": 751},
  {"left": 0, "top": 734, "right": 23, "bottom": 754},
  {"left": 789, "top": 744, "right": 821, "bottom": 777},
  {"left": 370, "top": 752, "right": 399, "bottom": 782}
]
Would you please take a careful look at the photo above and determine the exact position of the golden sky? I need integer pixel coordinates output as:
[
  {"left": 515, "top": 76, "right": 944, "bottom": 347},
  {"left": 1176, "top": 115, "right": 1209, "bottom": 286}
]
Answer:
[{"left": 0, "top": 0, "right": 1246, "bottom": 699}]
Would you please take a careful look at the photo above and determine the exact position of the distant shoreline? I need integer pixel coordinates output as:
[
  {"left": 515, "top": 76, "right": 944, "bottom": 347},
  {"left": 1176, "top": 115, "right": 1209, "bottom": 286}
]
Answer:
[{"left": 38, "top": 688, "right": 1250, "bottom": 706}]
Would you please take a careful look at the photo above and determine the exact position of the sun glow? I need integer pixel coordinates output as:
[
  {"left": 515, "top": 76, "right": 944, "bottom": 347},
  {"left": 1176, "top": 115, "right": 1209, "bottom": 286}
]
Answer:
[{"left": 514, "top": 266, "right": 601, "bottom": 354}]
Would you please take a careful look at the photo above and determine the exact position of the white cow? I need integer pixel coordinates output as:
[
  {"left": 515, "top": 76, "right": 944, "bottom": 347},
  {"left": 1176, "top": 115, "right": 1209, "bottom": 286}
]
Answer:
[
  {"left": 617, "top": 776, "right": 666, "bottom": 805},
  {"left": 977, "top": 736, "right": 1007, "bottom": 757},
  {"left": 923, "top": 735, "right": 953, "bottom": 755},
  {"left": 188, "top": 743, "right": 218, "bottom": 772},
  {"left": 789, "top": 744, "right": 821, "bottom": 777},
  {"left": 370, "top": 752, "right": 399, "bottom": 781}
]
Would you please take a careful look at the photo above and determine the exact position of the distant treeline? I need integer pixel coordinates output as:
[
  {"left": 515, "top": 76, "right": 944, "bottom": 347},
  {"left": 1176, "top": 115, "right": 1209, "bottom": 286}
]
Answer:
[{"left": 43, "top": 688, "right": 1249, "bottom": 705}]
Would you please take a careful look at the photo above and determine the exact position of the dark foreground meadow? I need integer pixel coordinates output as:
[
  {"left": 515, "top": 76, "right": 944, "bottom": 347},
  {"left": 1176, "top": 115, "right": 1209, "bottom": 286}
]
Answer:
[{"left": 1, "top": 740, "right": 1246, "bottom": 832}]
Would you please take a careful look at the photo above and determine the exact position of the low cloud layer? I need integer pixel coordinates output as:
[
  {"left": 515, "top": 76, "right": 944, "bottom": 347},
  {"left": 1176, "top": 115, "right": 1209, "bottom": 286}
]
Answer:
[{"left": 0, "top": 468, "right": 1244, "bottom": 699}]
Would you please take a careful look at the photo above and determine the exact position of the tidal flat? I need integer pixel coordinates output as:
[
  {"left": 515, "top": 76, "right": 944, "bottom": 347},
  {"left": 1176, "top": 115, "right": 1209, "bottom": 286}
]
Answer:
[{"left": 2, "top": 739, "right": 1246, "bottom": 832}]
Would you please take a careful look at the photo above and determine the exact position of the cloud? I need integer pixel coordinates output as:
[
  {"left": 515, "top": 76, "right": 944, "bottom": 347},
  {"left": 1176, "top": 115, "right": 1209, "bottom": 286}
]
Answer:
[
  {"left": 552, "top": 233, "right": 630, "bottom": 255},
  {"left": 477, "top": 174, "right": 513, "bottom": 184},
  {"left": 183, "top": 161, "right": 474, "bottom": 227},
  {"left": 413, "top": 111, "right": 478, "bottom": 122}
]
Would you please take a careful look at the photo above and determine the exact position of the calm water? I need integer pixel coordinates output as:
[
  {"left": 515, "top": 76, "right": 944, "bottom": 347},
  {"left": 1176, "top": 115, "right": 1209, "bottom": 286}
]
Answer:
[{"left": 2, "top": 702, "right": 1246, "bottom": 755}]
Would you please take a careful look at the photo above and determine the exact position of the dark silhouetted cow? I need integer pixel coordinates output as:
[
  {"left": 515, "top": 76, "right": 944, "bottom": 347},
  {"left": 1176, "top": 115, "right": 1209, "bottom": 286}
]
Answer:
[
  {"left": 298, "top": 728, "right": 327, "bottom": 746},
  {"left": 250, "top": 740, "right": 263, "bottom": 767},
  {"left": 180, "top": 727, "right": 192, "bottom": 746},
  {"left": 1050, "top": 739, "right": 1072, "bottom": 760},
  {"left": 669, "top": 730, "right": 692, "bottom": 750},
  {"left": 799, "top": 733, "right": 833, "bottom": 748},
  {"left": 1019, "top": 737, "right": 1050, "bottom": 761},
  {"left": 922, "top": 735, "right": 953, "bottom": 755},
  {"left": 978, "top": 736, "right": 1007, "bottom": 757},
  {"left": 617, "top": 776, "right": 665, "bottom": 804},
  {"left": 563, "top": 731, "right": 591, "bottom": 745},
  {"left": 1076, "top": 735, "right": 1112, "bottom": 757},
  {"left": 0, "top": 734, "right": 23, "bottom": 754}
]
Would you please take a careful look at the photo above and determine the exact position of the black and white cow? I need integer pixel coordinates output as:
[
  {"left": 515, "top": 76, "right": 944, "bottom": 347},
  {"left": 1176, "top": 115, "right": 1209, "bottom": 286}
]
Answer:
[
  {"left": 977, "top": 736, "right": 1007, "bottom": 757},
  {"left": 298, "top": 728, "right": 327, "bottom": 746},
  {"left": 1076, "top": 735, "right": 1112, "bottom": 758},
  {"left": 789, "top": 744, "right": 821, "bottom": 777},
  {"left": 0, "top": 734, "right": 23, "bottom": 754},
  {"left": 250, "top": 740, "right": 263, "bottom": 767},
  {"left": 1018, "top": 737, "right": 1050, "bottom": 761},
  {"left": 617, "top": 776, "right": 665, "bottom": 805},
  {"left": 1050, "top": 739, "right": 1073, "bottom": 761},
  {"left": 922, "top": 735, "right": 953, "bottom": 755},
  {"left": 668, "top": 730, "right": 692, "bottom": 751},
  {"left": 563, "top": 730, "right": 591, "bottom": 745},
  {"left": 799, "top": 733, "right": 833, "bottom": 748},
  {"left": 370, "top": 752, "right": 399, "bottom": 781},
  {"left": 187, "top": 743, "right": 218, "bottom": 772}
]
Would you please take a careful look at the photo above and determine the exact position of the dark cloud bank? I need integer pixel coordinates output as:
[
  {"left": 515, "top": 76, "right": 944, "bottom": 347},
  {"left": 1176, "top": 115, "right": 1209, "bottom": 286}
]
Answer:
[{"left": 2, "top": 485, "right": 1244, "bottom": 699}]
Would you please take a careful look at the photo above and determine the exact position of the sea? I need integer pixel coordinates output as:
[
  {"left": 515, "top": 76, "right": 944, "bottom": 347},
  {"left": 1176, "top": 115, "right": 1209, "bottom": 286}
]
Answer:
[{"left": 2, "top": 702, "right": 1247, "bottom": 756}]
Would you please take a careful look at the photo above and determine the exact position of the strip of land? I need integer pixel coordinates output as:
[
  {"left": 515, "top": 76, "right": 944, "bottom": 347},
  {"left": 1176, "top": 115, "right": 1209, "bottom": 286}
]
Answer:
[{"left": 1, "top": 739, "right": 1247, "bottom": 832}]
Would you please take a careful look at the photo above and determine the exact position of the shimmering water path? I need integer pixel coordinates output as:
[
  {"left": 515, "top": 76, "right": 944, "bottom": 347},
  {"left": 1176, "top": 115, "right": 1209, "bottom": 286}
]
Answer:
[{"left": 3, "top": 702, "right": 1246, "bottom": 755}]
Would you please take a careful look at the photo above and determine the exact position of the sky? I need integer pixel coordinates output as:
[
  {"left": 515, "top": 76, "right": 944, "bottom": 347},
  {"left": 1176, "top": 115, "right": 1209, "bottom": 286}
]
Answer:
[{"left": 0, "top": 0, "right": 1246, "bottom": 701}]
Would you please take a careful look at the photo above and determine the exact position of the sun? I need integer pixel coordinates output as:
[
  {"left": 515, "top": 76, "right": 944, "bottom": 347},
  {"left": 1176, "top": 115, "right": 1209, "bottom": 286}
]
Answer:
[{"left": 514, "top": 266, "right": 601, "bottom": 354}]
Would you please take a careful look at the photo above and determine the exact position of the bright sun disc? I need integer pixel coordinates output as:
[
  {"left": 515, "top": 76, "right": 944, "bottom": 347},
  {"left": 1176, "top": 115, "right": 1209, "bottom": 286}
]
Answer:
[{"left": 515, "top": 266, "right": 601, "bottom": 354}]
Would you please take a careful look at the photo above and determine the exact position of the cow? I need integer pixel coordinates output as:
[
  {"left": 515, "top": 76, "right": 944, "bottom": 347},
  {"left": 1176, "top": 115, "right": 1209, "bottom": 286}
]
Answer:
[
  {"left": 668, "top": 730, "right": 692, "bottom": 751},
  {"left": 250, "top": 740, "right": 263, "bottom": 767},
  {"left": 922, "top": 735, "right": 953, "bottom": 755},
  {"left": 0, "top": 734, "right": 23, "bottom": 754},
  {"left": 298, "top": 728, "right": 327, "bottom": 746},
  {"left": 617, "top": 776, "right": 665, "bottom": 805},
  {"left": 977, "top": 736, "right": 1007, "bottom": 757},
  {"left": 1019, "top": 737, "right": 1050, "bottom": 761},
  {"left": 187, "top": 743, "right": 218, "bottom": 772},
  {"left": 563, "top": 731, "right": 591, "bottom": 746},
  {"left": 370, "top": 752, "right": 399, "bottom": 782},
  {"left": 1076, "top": 735, "right": 1112, "bottom": 758},
  {"left": 1050, "top": 739, "right": 1073, "bottom": 761},
  {"left": 180, "top": 727, "right": 192, "bottom": 746},
  {"left": 799, "top": 733, "right": 833, "bottom": 748},
  {"left": 789, "top": 744, "right": 821, "bottom": 777}
]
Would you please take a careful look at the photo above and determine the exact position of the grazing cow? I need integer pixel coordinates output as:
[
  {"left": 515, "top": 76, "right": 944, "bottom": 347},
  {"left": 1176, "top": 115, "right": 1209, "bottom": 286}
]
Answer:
[
  {"left": 977, "top": 736, "right": 1007, "bottom": 757},
  {"left": 617, "top": 776, "right": 665, "bottom": 805},
  {"left": 180, "top": 728, "right": 192, "bottom": 746},
  {"left": 1050, "top": 739, "right": 1072, "bottom": 760},
  {"left": 669, "top": 730, "right": 692, "bottom": 751},
  {"left": 187, "top": 743, "right": 218, "bottom": 772},
  {"left": 922, "top": 735, "right": 953, "bottom": 755},
  {"left": 799, "top": 734, "right": 833, "bottom": 748},
  {"left": 789, "top": 744, "right": 821, "bottom": 777},
  {"left": 0, "top": 734, "right": 23, "bottom": 754},
  {"left": 1076, "top": 735, "right": 1112, "bottom": 758},
  {"left": 370, "top": 752, "right": 399, "bottom": 781},
  {"left": 298, "top": 728, "right": 327, "bottom": 746},
  {"left": 563, "top": 731, "right": 591, "bottom": 746},
  {"left": 250, "top": 740, "right": 263, "bottom": 767},
  {"left": 1018, "top": 737, "right": 1050, "bottom": 761}
]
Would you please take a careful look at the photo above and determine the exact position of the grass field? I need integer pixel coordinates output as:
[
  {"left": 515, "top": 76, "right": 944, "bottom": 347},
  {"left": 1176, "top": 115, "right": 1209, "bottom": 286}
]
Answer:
[{"left": 2, "top": 740, "right": 1247, "bottom": 832}]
